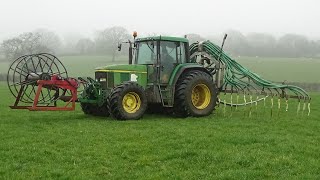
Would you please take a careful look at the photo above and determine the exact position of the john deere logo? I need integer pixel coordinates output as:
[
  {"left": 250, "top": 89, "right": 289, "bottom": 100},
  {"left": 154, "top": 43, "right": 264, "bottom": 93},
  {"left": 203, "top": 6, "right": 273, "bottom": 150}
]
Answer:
[{"left": 130, "top": 74, "right": 138, "bottom": 81}]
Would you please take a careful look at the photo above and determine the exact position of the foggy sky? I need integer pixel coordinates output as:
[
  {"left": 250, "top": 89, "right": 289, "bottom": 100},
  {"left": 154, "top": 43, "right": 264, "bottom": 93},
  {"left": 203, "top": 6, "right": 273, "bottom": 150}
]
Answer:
[{"left": 0, "top": 0, "right": 319, "bottom": 40}]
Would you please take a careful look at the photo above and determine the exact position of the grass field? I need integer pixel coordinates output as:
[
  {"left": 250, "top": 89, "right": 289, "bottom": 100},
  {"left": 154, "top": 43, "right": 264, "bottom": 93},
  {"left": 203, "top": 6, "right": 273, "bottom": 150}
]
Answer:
[
  {"left": 0, "top": 80, "right": 319, "bottom": 179},
  {"left": 0, "top": 54, "right": 319, "bottom": 178},
  {"left": 0, "top": 55, "right": 320, "bottom": 83},
  {"left": 236, "top": 57, "right": 320, "bottom": 83}
]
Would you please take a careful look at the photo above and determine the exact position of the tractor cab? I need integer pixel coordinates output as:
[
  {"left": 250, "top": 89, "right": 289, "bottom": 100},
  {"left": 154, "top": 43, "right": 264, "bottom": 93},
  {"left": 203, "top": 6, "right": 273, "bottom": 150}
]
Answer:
[{"left": 133, "top": 36, "right": 190, "bottom": 84}]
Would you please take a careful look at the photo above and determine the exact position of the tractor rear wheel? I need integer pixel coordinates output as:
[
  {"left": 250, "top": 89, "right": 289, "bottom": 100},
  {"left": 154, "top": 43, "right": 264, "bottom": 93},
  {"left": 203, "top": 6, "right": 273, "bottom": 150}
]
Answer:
[
  {"left": 80, "top": 102, "right": 109, "bottom": 116},
  {"left": 173, "top": 70, "right": 217, "bottom": 117},
  {"left": 108, "top": 82, "right": 147, "bottom": 120}
]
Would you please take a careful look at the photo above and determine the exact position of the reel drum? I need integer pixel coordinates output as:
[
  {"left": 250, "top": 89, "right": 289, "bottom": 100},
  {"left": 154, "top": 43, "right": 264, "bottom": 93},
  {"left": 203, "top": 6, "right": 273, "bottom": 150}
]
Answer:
[{"left": 7, "top": 53, "right": 68, "bottom": 105}]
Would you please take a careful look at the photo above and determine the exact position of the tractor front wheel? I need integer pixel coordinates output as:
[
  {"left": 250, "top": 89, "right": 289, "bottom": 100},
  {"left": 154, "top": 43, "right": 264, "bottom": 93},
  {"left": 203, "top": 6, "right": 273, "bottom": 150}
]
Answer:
[
  {"left": 80, "top": 102, "right": 109, "bottom": 116},
  {"left": 80, "top": 103, "right": 95, "bottom": 115},
  {"left": 108, "top": 82, "right": 147, "bottom": 120},
  {"left": 173, "top": 70, "right": 217, "bottom": 117}
]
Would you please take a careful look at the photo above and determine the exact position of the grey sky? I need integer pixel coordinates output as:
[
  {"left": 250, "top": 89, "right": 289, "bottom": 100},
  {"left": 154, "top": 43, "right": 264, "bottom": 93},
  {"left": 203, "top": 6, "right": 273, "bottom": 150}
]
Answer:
[{"left": 0, "top": 0, "right": 319, "bottom": 40}]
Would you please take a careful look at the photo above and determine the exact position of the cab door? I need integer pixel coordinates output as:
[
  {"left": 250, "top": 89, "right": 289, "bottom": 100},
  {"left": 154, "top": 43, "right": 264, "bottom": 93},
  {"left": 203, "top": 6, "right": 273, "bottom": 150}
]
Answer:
[
  {"left": 135, "top": 40, "right": 158, "bottom": 83},
  {"left": 159, "top": 41, "right": 186, "bottom": 84}
]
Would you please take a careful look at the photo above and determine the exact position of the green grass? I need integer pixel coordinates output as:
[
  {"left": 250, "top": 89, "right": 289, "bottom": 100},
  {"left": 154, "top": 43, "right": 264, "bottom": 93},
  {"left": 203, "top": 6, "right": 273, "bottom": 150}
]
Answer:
[
  {"left": 237, "top": 57, "right": 320, "bottom": 83},
  {"left": 1, "top": 55, "right": 320, "bottom": 83},
  {"left": 59, "top": 55, "right": 128, "bottom": 77},
  {"left": 0, "top": 82, "right": 320, "bottom": 179}
]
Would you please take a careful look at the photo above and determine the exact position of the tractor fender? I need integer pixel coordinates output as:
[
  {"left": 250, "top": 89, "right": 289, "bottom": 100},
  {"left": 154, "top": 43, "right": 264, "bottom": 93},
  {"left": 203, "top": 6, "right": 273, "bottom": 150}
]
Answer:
[{"left": 169, "top": 64, "right": 212, "bottom": 90}]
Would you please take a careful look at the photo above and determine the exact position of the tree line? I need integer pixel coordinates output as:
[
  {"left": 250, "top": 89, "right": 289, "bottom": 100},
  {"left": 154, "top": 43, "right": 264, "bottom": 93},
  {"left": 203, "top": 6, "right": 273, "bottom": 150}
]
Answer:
[
  {"left": 187, "top": 30, "right": 320, "bottom": 58},
  {"left": 1, "top": 27, "right": 319, "bottom": 62},
  {"left": 0, "top": 26, "right": 130, "bottom": 62}
]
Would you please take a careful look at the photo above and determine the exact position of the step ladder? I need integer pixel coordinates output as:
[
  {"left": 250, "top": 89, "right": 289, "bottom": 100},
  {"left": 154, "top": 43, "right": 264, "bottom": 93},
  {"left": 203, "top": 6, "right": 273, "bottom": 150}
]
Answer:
[{"left": 159, "top": 85, "right": 174, "bottom": 107}]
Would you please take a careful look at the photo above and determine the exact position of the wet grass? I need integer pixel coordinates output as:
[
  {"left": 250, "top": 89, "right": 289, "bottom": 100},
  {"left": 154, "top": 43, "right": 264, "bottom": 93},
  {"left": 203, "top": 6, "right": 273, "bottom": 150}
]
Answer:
[
  {"left": 237, "top": 56, "right": 320, "bottom": 83},
  {"left": 1, "top": 56, "right": 320, "bottom": 83},
  {"left": 0, "top": 82, "right": 319, "bottom": 179}
]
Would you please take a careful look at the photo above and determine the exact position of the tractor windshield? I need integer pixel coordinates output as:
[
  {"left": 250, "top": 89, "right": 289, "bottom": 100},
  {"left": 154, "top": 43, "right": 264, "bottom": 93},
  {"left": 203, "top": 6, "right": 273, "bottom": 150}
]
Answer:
[{"left": 135, "top": 41, "right": 157, "bottom": 64}]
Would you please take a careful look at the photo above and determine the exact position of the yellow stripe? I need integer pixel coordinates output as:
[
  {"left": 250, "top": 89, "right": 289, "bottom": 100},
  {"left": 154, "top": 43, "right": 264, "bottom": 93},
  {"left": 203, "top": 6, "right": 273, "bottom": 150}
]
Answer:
[{"left": 95, "top": 70, "right": 147, "bottom": 74}]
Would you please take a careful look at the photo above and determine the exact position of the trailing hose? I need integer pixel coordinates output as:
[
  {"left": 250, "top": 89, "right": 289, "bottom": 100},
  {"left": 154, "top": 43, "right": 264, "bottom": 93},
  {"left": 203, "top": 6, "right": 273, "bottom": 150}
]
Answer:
[{"left": 189, "top": 41, "right": 311, "bottom": 107}]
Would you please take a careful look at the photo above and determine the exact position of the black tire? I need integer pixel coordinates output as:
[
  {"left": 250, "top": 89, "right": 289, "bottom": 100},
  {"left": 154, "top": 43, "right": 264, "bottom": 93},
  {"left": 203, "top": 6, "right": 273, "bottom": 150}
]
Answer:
[
  {"left": 173, "top": 70, "right": 217, "bottom": 117},
  {"left": 146, "top": 103, "right": 173, "bottom": 115},
  {"left": 80, "top": 102, "right": 109, "bottom": 117},
  {"left": 80, "top": 103, "right": 95, "bottom": 115},
  {"left": 107, "top": 82, "right": 147, "bottom": 120}
]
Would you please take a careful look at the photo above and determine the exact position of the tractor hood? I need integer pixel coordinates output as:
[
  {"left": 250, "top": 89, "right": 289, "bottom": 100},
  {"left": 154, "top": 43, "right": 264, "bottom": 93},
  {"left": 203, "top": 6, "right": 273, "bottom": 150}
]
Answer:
[
  {"left": 95, "top": 64, "right": 148, "bottom": 88},
  {"left": 95, "top": 64, "right": 147, "bottom": 74}
]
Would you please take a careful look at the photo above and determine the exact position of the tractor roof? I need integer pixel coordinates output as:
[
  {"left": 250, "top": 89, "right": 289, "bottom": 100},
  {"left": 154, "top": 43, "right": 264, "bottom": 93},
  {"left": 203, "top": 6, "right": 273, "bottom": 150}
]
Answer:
[{"left": 136, "top": 36, "right": 189, "bottom": 43}]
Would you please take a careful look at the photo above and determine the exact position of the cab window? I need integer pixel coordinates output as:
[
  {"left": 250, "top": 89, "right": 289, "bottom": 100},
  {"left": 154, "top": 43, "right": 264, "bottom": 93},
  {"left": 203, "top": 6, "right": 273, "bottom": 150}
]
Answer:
[
  {"left": 159, "top": 41, "right": 186, "bottom": 64},
  {"left": 179, "top": 42, "right": 187, "bottom": 63},
  {"left": 135, "top": 41, "right": 157, "bottom": 64}
]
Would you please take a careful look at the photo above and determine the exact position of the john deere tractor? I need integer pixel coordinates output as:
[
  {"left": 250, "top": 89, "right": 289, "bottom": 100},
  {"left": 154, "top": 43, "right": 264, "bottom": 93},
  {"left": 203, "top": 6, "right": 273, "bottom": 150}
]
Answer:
[
  {"left": 79, "top": 34, "right": 218, "bottom": 120},
  {"left": 7, "top": 33, "right": 310, "bottom": 118}
]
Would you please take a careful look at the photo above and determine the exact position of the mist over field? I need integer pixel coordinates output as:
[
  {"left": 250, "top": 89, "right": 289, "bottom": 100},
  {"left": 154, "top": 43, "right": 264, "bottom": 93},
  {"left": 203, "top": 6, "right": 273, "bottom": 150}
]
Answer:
[
  {"left": 1, "top": 0, "right": 320, "bottom": 38},
  {"left": 0, "top": 0, "right": 319, "bottom": 60},
  {"left": 1, "top": 1, "right": 320, "bottom": 179},
  {"left": 0, "top": 0, "right": 319, "bottom": 85}
]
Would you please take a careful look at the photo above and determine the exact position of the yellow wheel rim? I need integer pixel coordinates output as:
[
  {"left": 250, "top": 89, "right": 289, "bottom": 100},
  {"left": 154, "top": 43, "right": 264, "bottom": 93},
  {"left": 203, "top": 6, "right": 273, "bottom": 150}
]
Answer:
[
  {"left": 122, "top": 92, "right": 141, "bottom": 113},
  {"left": 191, "top": 84, "right": 211, "bottom": 110}
]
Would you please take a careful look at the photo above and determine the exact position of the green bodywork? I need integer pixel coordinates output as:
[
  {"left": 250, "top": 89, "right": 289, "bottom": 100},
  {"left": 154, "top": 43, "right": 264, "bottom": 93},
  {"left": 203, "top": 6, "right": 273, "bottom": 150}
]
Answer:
[
  {"left": 95, "top": 64, "right": 148, "bottom": 87},
  {"left": 168, "top": 63, "right": 204, "bottom": 86},
  {"left": 79, "top": 64, "right": 148, "bottom": 105},
  {"left": 79, "top": 36, "right": 209, "bottom": 107}
]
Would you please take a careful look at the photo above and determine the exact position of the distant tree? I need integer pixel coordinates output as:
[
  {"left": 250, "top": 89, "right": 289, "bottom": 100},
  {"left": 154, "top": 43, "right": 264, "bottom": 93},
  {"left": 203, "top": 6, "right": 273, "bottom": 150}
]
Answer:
[
  {"left": 76, "top": 38, "right": 95, "bottom": 54},
  {"left": 1, "top": 32, "right": 45, "bottom": 60},
  {"left": 223, "top": 30, "right": 250, "bottom": 56},
  {"left": 0, "top": 30, "right": 61, "bottom": 61},
  {"left": 307, "top": 40, "right": 319, "bottom": 57},
  {"left": 0, "top": 37, "right": 24, "bottom": 60},
  {"left": 246, "top": 33, "right": 277, "bottom": 57},
  {"left": 316, "top": 40, "right": 320, "bottom": 57},
  {"left": 277, "top": 34, "right": 310, "bottom": 57},
  {"left": 206, "top": 35, "right": 222, "bottom": 45},
  {"left": 60, "top": 32, "right": 84, "bottom": 55},
  {"left": 95, "top": 26, "right": 130, "bottom": 62},
  {"left": 185, "top": 33, "right": 206, "bottom": 44},
  {"left": 34, "top": 29, "right": 62, "bottom": 53}
]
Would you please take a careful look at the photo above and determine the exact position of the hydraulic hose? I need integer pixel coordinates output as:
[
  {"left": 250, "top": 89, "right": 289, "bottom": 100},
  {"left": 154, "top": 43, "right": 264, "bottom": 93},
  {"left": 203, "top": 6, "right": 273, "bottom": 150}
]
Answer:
[{"left": 189, "top": 41, "right": 310, "bottom": 102}]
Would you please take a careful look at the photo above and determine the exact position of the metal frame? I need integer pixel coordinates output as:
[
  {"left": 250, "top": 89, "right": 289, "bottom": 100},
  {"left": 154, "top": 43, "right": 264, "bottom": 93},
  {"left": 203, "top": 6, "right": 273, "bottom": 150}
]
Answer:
[{"left": 10, "top": 75, "right": 78, "bottom": 111}]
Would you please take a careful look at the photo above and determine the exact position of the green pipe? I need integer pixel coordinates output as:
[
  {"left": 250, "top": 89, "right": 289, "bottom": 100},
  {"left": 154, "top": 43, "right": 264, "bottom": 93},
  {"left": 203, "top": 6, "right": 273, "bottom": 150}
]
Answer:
[{"left": 189, "top": 41, "right": 310, "bottom": 101}]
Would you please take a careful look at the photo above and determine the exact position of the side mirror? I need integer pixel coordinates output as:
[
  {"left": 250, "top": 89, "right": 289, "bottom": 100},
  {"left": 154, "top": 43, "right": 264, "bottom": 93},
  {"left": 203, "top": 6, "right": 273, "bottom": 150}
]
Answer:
[{"left": 117, "top": 43, "right": 122, "bottom": 51}]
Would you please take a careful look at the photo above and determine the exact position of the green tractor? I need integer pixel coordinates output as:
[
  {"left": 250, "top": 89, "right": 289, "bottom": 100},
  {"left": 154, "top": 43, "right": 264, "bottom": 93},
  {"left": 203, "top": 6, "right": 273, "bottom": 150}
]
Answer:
[
  {"left": 7, "top": 33, "right": 310, "bottom": 118},
  {"left": 79, "top": 35, "right": 218, "bottom": 120}
]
